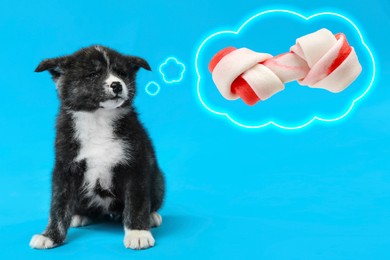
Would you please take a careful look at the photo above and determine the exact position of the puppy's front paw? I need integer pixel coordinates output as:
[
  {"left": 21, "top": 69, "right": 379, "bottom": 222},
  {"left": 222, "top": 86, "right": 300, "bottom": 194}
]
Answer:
[
  {"left": 70, "top": 215, "right": 92, "bottom": 227},
  {"left": 150, "top": 212, "right": 162, "bottom": 227},
  {"left": 29, "top": 234, "right": 56, "bottom": 249},
  {"left": 124, "top": 229, "right": 155, "bottom": 250}
]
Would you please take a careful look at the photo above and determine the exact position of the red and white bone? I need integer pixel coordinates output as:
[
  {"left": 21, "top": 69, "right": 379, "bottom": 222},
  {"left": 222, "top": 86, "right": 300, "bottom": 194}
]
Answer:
[{"left": 209, "top": 28, "right": 362, "bottom": 105}]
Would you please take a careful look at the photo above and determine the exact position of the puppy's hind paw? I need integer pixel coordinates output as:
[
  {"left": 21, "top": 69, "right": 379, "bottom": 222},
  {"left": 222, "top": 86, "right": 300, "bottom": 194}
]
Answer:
[
  {"left": 29, "top": 234, "right": 56, "bottom": 249},
  {"left": 150, "top": 212, "right": 162, "bottom": 228},
  {"left": 124, "top": 229, "right": 155, "bottom": 250},
  {"left": 70, "top": 214, "right": 92, "bottom": 227}
]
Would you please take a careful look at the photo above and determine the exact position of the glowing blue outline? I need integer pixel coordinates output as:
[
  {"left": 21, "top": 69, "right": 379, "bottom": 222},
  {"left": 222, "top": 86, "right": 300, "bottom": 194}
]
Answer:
[
  {"left": 195, "top": 9, "right": 376, "bottom": 130},
  {"left": 159, "top": 57, "right": 186, "bottom": 84},
  {"left": 145, "top": 81, "right": 161, "bottom": 96}
]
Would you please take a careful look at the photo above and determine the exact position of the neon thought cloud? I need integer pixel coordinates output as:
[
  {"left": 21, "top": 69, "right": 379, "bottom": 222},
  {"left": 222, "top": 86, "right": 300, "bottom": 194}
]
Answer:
[{"left": 195, "top": 10, "right": 376, "bottom": 130}]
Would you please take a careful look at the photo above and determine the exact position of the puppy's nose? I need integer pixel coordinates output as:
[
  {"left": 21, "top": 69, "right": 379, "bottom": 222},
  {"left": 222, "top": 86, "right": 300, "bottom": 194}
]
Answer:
[{"left": 110, "top": 81, "right": 122, "bottom": 94}]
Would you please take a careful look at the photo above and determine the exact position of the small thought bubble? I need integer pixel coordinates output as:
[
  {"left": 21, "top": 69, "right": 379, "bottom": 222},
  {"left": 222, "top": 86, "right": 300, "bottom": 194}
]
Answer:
[
  {"left": 145, "top": 81, "right": 160, "bottom": 96},
  {"left": 159, "top": 57, "right": 186, "bottom": 84}
]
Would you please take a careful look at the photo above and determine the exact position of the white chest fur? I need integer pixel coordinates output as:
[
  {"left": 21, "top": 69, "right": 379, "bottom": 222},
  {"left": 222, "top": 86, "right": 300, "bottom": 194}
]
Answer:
[{"left": 72, "top": 108, "right": 128, "bottom": 209}]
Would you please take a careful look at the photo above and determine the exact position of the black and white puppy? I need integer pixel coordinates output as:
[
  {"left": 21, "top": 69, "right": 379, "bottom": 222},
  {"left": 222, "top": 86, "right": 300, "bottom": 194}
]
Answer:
[{"left": 29, "top": 46, "right": 165, "bottom": 250}]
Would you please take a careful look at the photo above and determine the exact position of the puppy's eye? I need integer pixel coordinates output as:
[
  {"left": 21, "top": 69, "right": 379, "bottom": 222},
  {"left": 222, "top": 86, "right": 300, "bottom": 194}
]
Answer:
[
  {"left": 115, "top": 69, "right": 127, "bottom": 77},
  {"left": 86, "top": 72, "right": 99, "bottom": 78}
]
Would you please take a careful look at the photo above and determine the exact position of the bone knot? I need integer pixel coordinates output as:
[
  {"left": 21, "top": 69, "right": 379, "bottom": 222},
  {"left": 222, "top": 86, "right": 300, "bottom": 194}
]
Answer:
[{"left": 208, "top": 28, "right": 362, "bottom": 105}]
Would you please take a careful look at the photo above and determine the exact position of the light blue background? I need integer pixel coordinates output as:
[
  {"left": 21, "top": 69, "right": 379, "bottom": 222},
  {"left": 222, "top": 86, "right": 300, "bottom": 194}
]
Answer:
[{"left": 0, "top": 0, "right": 389, "bottom": 259}]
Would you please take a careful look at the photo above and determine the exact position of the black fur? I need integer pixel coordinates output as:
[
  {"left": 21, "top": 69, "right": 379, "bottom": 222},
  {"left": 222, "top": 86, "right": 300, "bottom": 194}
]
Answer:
[{"left": 33, "top": 45, "right": 165, "bottom": 246}]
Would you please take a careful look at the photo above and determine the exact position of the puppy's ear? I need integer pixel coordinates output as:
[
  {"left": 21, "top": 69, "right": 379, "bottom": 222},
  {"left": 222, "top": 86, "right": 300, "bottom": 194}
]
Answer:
[
  {"left": 126, "top": 56, "right": 151, "bottom": 72},
  {"left": 35, "top": 57, "right": 67, "bottom": 78}
]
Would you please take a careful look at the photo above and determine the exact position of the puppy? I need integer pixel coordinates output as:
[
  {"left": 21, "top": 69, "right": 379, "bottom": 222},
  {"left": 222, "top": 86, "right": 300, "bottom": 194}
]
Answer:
[{"left": 29, "top": 46, "right": 165, "bottom": 250}]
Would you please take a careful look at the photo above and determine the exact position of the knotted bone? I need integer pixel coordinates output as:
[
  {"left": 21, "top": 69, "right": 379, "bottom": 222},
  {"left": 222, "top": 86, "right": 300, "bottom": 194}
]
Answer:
[{"left": 208, "top": 28, "right": 362, "bottom": 105}]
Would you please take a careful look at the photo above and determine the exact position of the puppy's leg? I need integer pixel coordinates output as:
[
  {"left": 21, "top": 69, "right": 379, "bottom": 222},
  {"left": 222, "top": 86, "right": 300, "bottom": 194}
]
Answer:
[
  {"left": 150, "top": 169, "right": 164, "bottom": 228},
  {"left": 71, "top": 200, "right": 103, "bottom": 228},
  {"left": 70, "top": 215, "right": 92, "bottom": 228},
  {"left": 150, "top": 212, "right": 162, "bottom": 228},
  {"left": 30, "top": 165, "right": 77, "bottom": 249},
  {"left": 123, "top": 178, "right": 154, "bottom": 250}
]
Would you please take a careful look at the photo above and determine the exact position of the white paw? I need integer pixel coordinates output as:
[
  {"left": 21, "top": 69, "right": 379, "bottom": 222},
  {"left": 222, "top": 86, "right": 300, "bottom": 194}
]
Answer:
[
  {"left": 150, "top": 212, "right": 162, "bottom": 227},
  {"left": 29, "top": 234, "right": 55, "bottom": 249},
  {"left": 70, "top": 215, "right": 92, "bottom": 227},
  {"left": 123, "top": 229, "right": 155, "bottom": 250}
]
